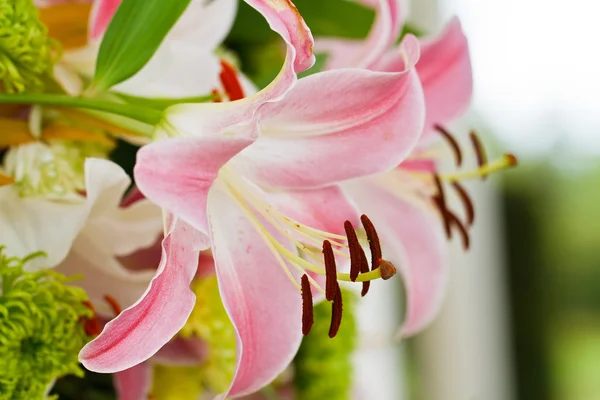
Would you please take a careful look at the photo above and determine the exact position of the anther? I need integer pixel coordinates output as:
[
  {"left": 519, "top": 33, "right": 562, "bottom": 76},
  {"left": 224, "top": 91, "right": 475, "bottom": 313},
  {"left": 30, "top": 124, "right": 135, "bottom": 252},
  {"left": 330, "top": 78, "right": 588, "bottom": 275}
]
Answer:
[
  {"left": 323, "top": 240, "right": 339, "bottom": 302},
  {"left": 469, "top": 130, "right": 488, "bottom": 180},
  {"left": 445, "top": 210, "right": 470, "bottom": 250},
  {"left": 301, "top": 274, "right": 314, "bottom": 336},
  {"left": 219, "top": 60, "right": 245, "bottom": 101},
  {"left": 81, "top": 301, "right": 101, "bottom": 337},
  {"left": 505, "top": 153, "right": 518, "bottom": 167},
  {"left": 432, "top": 175, "right": 452, "bottom": 239},
  {"left": 344, "top": 220, "right": 368, "bottom": 282},
  {"left": 329, "top": 286, "right": 343, "bottom": 338},
  {"left": 378, "top": 260, "right": 397, "bottom": 280},
  {"left": 451, "top": 182, "right": 475, "bottom": 226},
  {"left": 360, "top": 215, "right": 382, "bottom": 269},
  {"left": 359, "top": 259, "right": 371, "bottom": 297},
  {"left": 435, "top": 124, "right": 463, "bottom": 167},
  {"left": 103, "top": 295, "right": 122, "bottom": 317}
]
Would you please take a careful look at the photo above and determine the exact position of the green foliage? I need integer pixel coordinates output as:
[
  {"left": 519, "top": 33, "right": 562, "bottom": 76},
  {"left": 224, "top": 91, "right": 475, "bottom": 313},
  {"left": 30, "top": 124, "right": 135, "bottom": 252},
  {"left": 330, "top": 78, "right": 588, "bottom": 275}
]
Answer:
[
  {"left": 0, "top": 0, "right": 58, "bottom": 93},
  {"left": 293, "top": 288, "right": 357, "bottom": 400},
  {"left": 0, "top": 248, "right": 93, "bottom": 400},
  {"left": 228, "top": 0, "right": 373, "bottom": 45},
  {"left": 93, "top": 0, "right": 192, "bottom": 91}
]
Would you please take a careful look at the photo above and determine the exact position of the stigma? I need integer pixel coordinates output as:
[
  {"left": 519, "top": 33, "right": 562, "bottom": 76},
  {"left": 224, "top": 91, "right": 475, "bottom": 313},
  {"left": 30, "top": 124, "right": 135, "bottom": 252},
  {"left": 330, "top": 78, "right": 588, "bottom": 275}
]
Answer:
[{"left": 221, "top": 167, "right": 397, "bottom": 338}]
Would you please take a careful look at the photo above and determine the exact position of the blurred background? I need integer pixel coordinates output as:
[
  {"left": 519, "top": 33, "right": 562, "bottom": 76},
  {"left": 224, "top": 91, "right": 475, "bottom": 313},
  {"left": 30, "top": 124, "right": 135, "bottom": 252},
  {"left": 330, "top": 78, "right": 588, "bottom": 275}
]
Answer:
[{"left": 404, "top": 0, "right": 600, "bottom": 399}]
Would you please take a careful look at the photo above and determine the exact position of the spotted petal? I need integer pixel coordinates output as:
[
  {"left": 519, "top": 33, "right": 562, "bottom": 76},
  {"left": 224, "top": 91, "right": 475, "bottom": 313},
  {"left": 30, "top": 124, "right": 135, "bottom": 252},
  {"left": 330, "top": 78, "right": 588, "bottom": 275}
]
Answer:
[
  {"left": 207, "top": 181, "right": 302, "bottom": 398},
  {"left": 233, "top": 35, "right": 424, "bottom": 189}
]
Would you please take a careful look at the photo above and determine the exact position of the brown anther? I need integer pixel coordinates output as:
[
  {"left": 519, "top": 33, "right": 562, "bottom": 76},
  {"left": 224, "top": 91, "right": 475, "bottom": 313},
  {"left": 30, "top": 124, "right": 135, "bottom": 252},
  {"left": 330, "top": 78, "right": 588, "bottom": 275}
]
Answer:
[
  {"left": 378, "top": 259, "right": 397, "bottom": 280},
  {"left": 344, "top": 220, "right": 368, "bottom": 282},
  {"left": 505, "top": 153, "right": 518, "bottom": 166},
  {"left": 445, "top": 210, "right": 470, "bottom": 250},
  {"left": 301, "top": 274, "right": 314, "bottom": 336},
  {"left": 322, "top": 240, "right": 339, "bottom": 302},
  {"left": 469, "top": 130, "right": 488, "bottom": 180},
  {"left": 451, "top": 182, "right": 475, "bottom": 226},
  {"left": 103, "top": 295, "right": 122, "bottom": 317},
  {"left": 329, "top": 286, "right": 343, "bottom": 338},
  {"left": 359, "top": 258, "right": 371, "bottom": 297},
  {"left": 432, "top": 175, "right": 452, "bottom": 239},
  {"left": 219, "top": 60, "right": 245, "bottom": 101},
  {"left": 360, "top": 215, "right": 382, "bottom": 270},
  {"left": 434, "top": 124, "right": 463, "bottom": 167}
]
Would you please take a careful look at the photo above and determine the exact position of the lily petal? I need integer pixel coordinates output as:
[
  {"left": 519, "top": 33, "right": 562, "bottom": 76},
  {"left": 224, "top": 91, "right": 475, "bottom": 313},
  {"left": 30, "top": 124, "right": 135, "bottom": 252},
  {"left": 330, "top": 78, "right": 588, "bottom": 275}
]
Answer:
[
  {"left": 113, "top": 363, "right": 152, "bottom": 400},
  {"left": 418, "top": 18, "right": 472, "bottom": 140},
  {"left": 374, "top": 18, "right": 472, "bottom": 142},
  {"left": 79, "top": 218, "right": 204, "bottom": 372},
  {"left": 207, "top": 182, "right": 302, "bottom": 398},
  {"left": 268, "top": 186, "right": 359, "bottom": 237},
  {"left": 315, "top": 0, "right": 403, "bottom": 69},
  {"left": 233, "top": 36, "right": 424, "bottom": 188},
  {"left": 343, "top": 178, "right": 447, "bottom": 336},
  {"left": 134, "top": 134, "right": 255, "bottom": 235}
]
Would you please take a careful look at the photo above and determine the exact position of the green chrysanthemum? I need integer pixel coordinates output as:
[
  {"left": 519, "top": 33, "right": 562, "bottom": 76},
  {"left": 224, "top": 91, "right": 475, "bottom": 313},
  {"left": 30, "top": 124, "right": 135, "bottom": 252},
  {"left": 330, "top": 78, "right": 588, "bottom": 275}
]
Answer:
[
  {"left": 293, "top": 288, "right": 358, "bottom": 400},
  {"left": 0, "top": 0, "right": 58, "bottom": 93},
  {"left": 0, "top": 247, "right": 93, "bottom": 400}
]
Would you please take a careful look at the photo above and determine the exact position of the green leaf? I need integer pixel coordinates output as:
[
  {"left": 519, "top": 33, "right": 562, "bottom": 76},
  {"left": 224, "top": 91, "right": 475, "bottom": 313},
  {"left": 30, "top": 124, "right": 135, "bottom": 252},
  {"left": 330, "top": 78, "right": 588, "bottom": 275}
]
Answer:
[{"left": 92, "top": 0, "right": 192, "bottom": 92}]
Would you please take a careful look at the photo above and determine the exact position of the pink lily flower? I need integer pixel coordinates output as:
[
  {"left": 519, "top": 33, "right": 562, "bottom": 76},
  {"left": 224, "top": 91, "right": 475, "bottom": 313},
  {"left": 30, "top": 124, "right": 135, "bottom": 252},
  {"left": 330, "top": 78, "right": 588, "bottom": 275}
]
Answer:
[
  {"left": 316, "top": 0, "right": 475, "bottom": 335},
  {"left": 79, "top": 1, "right": 426, "bottom": 397}
]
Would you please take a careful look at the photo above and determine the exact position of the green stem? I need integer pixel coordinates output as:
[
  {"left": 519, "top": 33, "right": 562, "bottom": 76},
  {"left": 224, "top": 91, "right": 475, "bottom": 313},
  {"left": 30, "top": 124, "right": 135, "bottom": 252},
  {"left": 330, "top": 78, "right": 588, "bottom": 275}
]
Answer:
[{"left": 0, "top": 93, "right": 163, "bottom": 125}]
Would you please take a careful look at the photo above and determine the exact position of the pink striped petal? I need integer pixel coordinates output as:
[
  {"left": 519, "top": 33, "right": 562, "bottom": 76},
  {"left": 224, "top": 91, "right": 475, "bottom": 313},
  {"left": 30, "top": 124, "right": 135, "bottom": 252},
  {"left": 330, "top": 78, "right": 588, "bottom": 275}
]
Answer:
[
  {"left": 207, "top": 182, "right": 302, "bottom": 398},
  {"left": 418, "top": 18, "right": 472, "bottom": 141},
  {"left": 79, "top": 219, "right": 205, "bottom": 372},
  {"left": 113, "top": 363, "right": 152, "bottom": 400},
  {"left": 374, "top": 18, "right": 472, "bottom": 142},
  {"left": 315, "top": 0, "right": 403, "bottom": 69},
  {"left": 344, "top": 178, "right": 447, "bottom": 336},
  {"left": 134, "top": 135, "right": 255, "bottom": 235},
  {"left": 234, "top": 36, "right": 424, "bottom": 188}
]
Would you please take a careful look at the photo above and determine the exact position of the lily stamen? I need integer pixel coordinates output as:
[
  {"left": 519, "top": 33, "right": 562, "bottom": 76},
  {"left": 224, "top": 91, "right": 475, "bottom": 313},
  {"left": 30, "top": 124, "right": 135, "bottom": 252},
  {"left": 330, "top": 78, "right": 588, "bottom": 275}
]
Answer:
[
  {"left": 103, "top": 294, "right": 122, "bottom": 316},
  {"left": 329, "top": 286, "right": 343, "bottom": 338},
  {"left": 451, "top": 181, "right": 475, "bottom": 226},
  {"left": 439, "top": 153, "right": 518, "bottom": 183},
  {"left": 301, "top": 274, "right": 314, "bottom": 335},
  {"left": 219, "top": 60, "right": 245, "bottom": 102},
  {"left": 469, "top": 130, "right": 488, "bottom": 179},
  {"left": 434, "top": 124, "right": 463, "bottom": 167}
]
